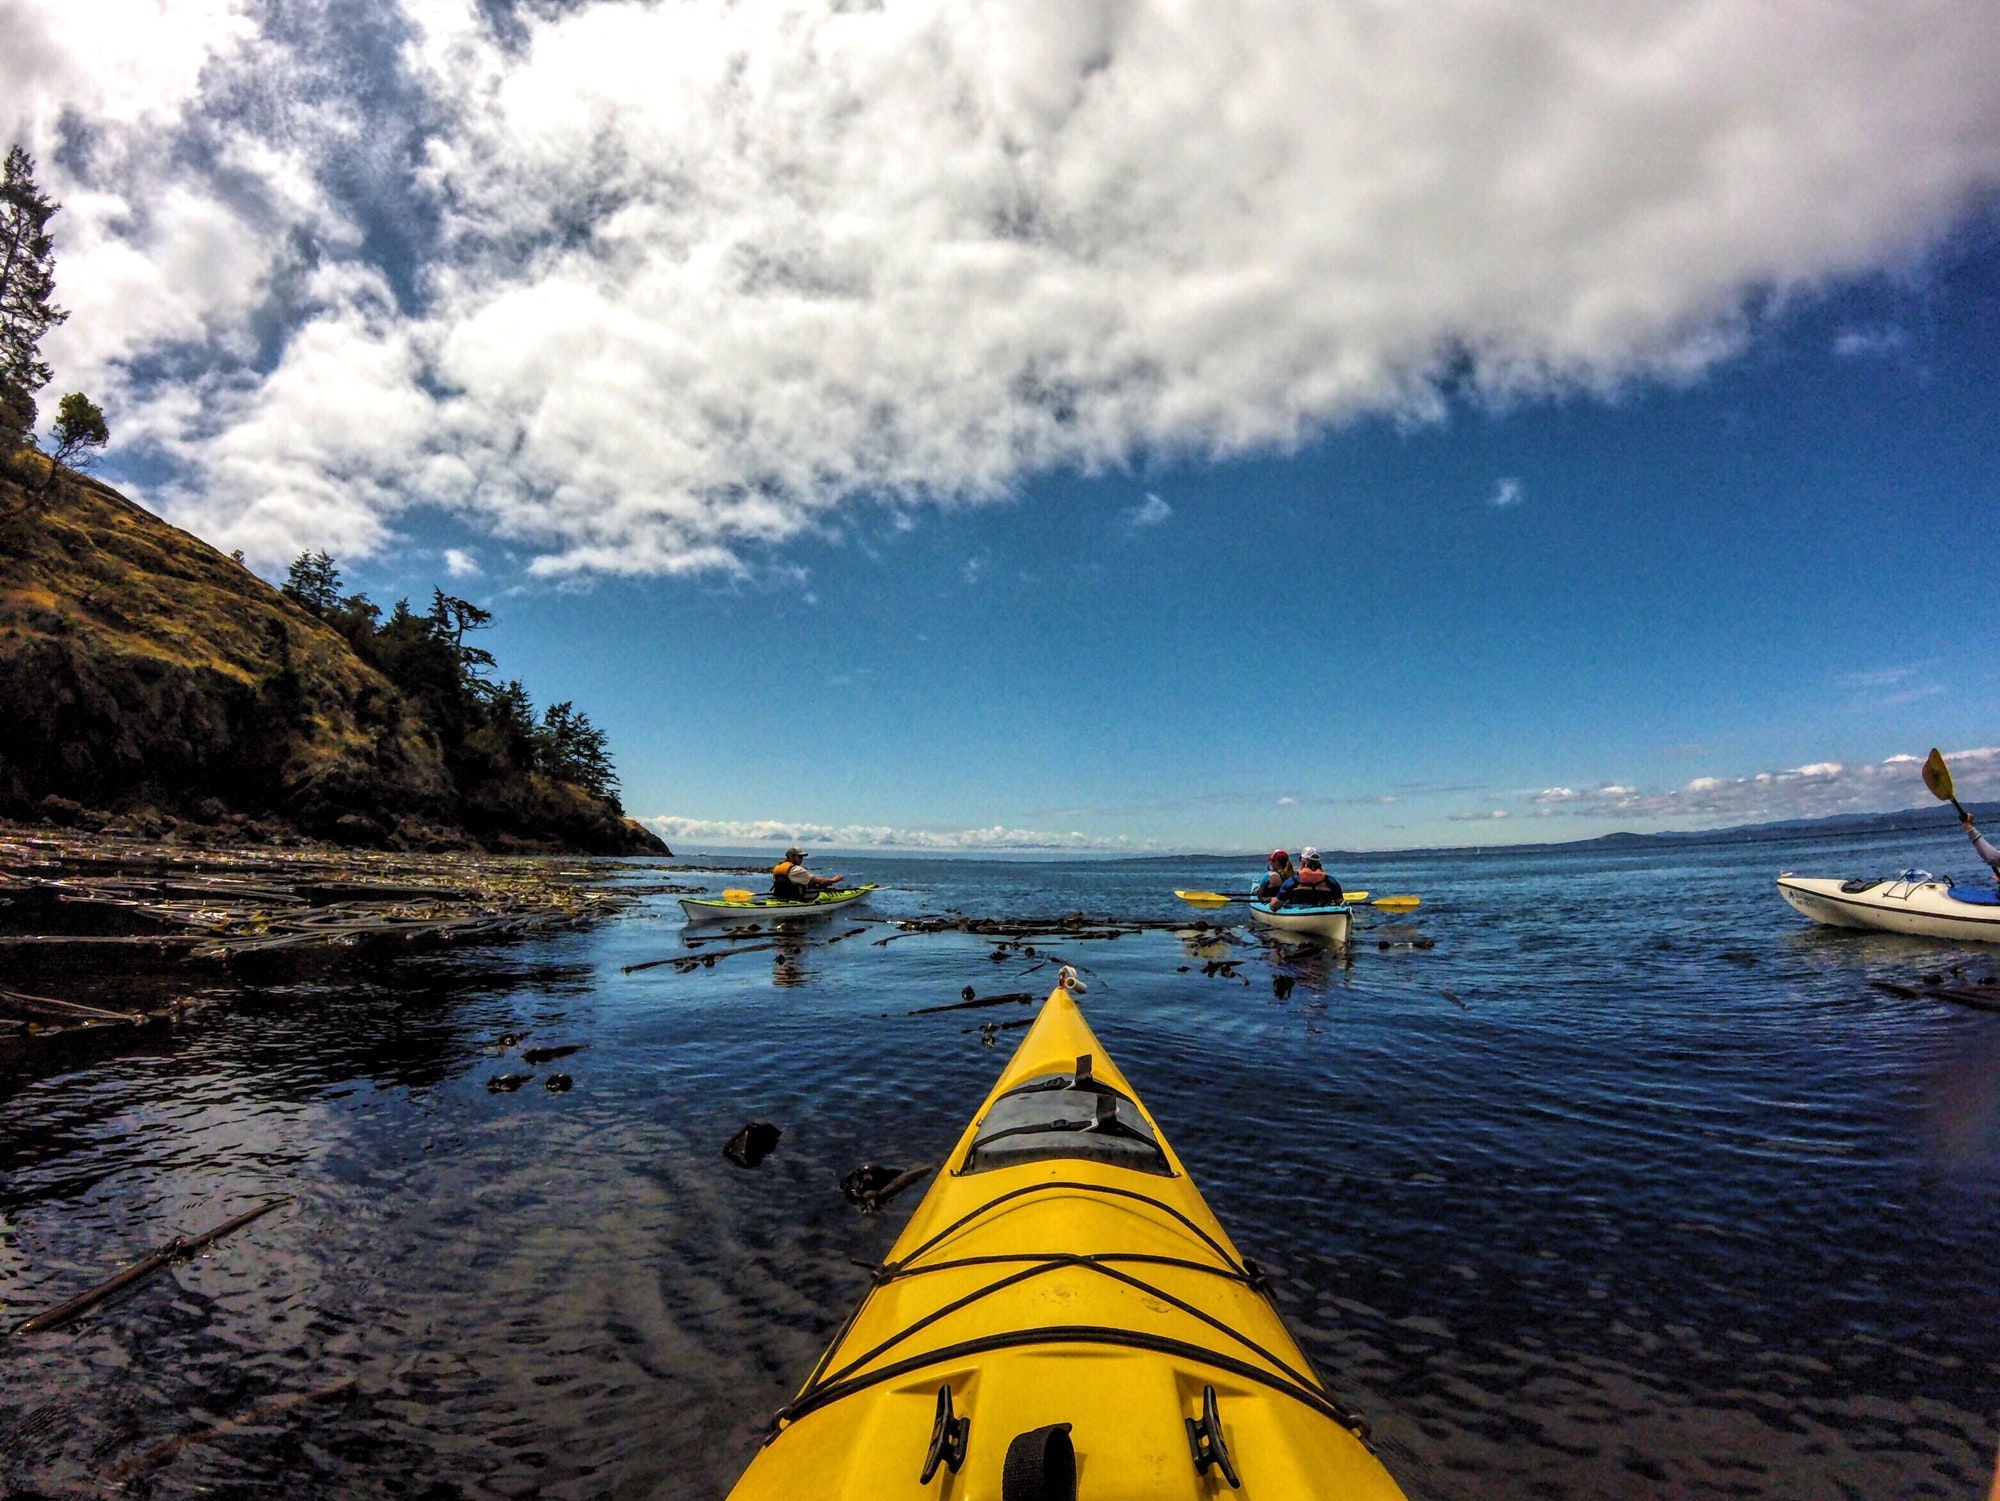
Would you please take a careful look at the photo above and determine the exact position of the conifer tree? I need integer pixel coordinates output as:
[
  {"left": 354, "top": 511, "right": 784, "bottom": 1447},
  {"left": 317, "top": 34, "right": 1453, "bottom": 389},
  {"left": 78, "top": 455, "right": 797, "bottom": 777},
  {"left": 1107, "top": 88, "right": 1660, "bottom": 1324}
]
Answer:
[{"left": 0, "top": 146, "right": 67, "bottom": 454}]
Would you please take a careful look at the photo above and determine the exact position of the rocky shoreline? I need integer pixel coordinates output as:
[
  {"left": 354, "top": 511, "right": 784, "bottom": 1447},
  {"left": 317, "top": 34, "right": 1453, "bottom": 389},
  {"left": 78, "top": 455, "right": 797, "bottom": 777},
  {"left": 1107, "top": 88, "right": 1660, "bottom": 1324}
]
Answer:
[{"left": 0, "top": 821, "right": 699, "bottom": 1050}]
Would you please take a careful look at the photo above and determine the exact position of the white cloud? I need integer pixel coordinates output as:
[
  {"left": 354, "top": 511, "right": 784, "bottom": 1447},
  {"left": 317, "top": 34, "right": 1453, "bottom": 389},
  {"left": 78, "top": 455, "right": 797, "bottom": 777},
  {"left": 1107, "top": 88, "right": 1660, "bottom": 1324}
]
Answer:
[
  {"left": 1125, "top": 492, "right": 1172, "bottom": 527},
  {"left": 1276, "top": 795, "right": 1297, "bottom": 806},
  {"left": 962, "top": 555, "right": 986, "bottom": 585},
  {"left": 1450, "top": 808, "right": 1512, "bottom": 821},
  {"left": 1489, "top": 477, "right": 1524, "bottom": 509},
  {"left": 638, "top": 815, "right": 1149, "bottom": 852},
  {"left": 12, "top": 0, "right": 2000, "bottom": 571},
  {"left": 1527, "top": 747, "right": 2000, "bottom": 822},
  {"left": 443, "top": 547, "right": 482, "bottom": 576}
]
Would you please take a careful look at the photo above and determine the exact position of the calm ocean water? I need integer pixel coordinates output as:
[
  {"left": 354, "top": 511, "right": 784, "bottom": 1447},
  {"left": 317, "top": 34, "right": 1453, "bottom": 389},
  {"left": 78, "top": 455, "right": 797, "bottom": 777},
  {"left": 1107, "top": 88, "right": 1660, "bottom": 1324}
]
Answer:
[{"left": 3, "top": 822, "right": 1997, "bottom": 1499}]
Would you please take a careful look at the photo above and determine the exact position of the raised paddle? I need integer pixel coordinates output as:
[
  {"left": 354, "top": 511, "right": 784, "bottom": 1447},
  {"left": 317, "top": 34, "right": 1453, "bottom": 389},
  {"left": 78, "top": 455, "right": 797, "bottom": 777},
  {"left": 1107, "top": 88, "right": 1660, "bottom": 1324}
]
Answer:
[{"left": 1923, "top": 747, "right": 1968, "bottom": 820}]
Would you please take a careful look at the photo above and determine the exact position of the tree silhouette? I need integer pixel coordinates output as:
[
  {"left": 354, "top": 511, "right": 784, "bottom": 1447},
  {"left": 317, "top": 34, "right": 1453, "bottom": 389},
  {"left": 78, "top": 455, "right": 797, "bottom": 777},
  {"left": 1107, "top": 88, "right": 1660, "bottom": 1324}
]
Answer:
[
  {"left": 40, "top": 391, "right": 107, "bottom": 491},
  {"left": 0, "top": 147, "right": 67, "bottom": 456}
]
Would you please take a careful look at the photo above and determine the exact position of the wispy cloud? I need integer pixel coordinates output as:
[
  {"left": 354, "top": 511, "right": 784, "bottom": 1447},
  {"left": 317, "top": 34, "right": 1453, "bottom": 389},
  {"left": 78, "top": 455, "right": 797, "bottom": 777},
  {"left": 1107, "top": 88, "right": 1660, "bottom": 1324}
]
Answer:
[
  {"left": 962, "top": 556, "right": 986, "bottom": 585},
  {"left": 1124, "top": 493, "right": 1172, "bottom": 528},
  {"left": 1526, "top": 748, "right": 2000, "bottom": 822},
  {"left": 1276, "top": 795, "right": 1297, "bottom": 806},
  {"left": 1449, "top": 808, "right": 1513, "bottom": 821},
  {"left": 1488, "top": 477, "right": 1524, "bottom": 509},
  {"left": 639, "top": 816, "right": 1151, "bottom": 852},
  {"left": 11, "top": 0, "right": 1998, "bottom": 572},
  {"left": 443, "top": 547, "right": 481, "bottom": 577},
  {"left": 1832, "top": 324, "right": 1909, "bottom": 358}
]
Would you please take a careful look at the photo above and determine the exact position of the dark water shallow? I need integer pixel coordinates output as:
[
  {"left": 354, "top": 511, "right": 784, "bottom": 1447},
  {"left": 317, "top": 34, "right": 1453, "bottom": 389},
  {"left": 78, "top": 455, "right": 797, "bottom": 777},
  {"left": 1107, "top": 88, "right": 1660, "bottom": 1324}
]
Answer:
[{"left": 3, "top": 825, "right": 1998, "bottom": 1499}]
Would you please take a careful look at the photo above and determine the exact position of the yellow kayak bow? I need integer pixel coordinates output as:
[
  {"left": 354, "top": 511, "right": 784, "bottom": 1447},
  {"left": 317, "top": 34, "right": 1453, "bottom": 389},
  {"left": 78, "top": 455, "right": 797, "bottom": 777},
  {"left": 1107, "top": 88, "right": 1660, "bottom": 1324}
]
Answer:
[{"left": 725, "top": 981, "right": 1407, "bottom": 1501}]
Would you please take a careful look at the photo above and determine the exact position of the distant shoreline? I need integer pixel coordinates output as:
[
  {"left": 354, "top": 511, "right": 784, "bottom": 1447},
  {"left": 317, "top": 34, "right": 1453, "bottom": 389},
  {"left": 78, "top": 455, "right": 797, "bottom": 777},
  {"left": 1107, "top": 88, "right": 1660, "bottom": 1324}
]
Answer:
[{"left": 651, "top": 801, "right": 1994, "bottom": 864}]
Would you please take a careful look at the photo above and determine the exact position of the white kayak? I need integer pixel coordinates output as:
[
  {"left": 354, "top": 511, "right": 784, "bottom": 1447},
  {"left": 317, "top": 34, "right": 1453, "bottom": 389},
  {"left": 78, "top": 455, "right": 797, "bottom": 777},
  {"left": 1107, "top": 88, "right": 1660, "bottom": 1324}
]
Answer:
[
  {"left": 1777, "top": 871, "right": 2000, "bottom": 944},
  {"left": 1249, "top": 900, "right": 1352, "bottom": 945},
  {"left": 679, "top": 884, "right": 877, "bottom": 927}
]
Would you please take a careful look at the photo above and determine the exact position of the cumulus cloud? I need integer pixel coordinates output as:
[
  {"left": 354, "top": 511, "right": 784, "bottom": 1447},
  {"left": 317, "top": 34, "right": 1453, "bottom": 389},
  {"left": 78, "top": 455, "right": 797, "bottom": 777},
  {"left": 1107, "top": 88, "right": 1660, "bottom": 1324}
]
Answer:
[
  {"left": 11, "top": 0, "right": 2000, "bottom": 570},
  {"left": 1530, "top": 748, "right": 2000, "bottom": 822},
  {"left": 639, "top": 815, "right": 1148, "bottom": 852},
  {"left": 1488, "top": 477, "right": 1524, "bottom": 509},
  {"left": 1125, "top": 492, "right": 1172, "bottom": 527},
  {"left": 443, "top": 547, "right": 481, "bottom": 576}
]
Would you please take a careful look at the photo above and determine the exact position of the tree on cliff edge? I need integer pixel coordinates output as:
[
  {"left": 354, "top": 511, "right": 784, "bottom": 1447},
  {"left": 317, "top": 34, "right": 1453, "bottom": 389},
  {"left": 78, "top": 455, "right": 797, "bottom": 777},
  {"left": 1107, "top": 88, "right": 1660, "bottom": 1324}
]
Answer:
[{"left": 0, "top": 146, "right": 68, "bottom": 456}]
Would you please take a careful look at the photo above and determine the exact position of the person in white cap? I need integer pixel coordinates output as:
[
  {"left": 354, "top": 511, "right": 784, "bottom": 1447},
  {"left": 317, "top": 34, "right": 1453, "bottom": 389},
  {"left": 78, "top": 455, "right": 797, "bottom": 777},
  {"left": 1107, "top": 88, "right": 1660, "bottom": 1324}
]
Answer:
[{"left": 1274, "top": 846, "right": 1343, "bottom": 908}]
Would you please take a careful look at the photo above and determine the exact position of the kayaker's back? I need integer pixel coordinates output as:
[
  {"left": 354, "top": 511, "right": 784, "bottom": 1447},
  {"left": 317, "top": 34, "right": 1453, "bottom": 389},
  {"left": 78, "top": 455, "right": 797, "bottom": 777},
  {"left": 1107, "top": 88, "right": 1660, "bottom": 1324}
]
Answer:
[{"left": 724, "top": 984, "right": 1406, "bottom": 1500}]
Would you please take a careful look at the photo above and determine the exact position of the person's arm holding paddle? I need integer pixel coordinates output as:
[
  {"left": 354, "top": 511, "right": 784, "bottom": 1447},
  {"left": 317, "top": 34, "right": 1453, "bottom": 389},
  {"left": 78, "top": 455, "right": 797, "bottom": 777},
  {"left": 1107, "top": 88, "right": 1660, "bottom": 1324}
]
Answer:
[{"left": 1960, "top": 813, "right": 2000, "bottom": 885}]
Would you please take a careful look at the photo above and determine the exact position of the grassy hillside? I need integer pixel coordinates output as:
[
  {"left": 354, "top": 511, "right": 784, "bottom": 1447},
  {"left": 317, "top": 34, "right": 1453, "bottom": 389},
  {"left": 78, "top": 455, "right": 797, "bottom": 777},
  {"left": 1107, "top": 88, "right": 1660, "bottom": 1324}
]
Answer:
[{"left": 0, "top": 469, "right": 663, "bottom": 854}]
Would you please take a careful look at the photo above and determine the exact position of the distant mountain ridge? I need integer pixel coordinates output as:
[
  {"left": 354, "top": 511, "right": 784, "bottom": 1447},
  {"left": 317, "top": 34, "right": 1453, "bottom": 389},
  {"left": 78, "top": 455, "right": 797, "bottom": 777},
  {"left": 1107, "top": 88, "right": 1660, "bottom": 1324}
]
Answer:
[{"left": 0, "top": 469, "right": 664, "bottom": 854}]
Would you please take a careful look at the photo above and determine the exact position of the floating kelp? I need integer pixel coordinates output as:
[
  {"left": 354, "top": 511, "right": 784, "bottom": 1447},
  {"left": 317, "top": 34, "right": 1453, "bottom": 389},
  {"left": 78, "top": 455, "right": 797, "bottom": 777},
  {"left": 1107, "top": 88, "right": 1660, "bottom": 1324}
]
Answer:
[
  {"left": 839, "top": 1163, "right": 932, "bottom": 1213},
  {"left": 520, "top": 1043, "right": 585, "bottom": 1063},
  {"left": 622, "top": 941, "right": 780, "bottom": 975},
  {"left": 486, "top": 1073, "right": 533, "bottom": 1092}
]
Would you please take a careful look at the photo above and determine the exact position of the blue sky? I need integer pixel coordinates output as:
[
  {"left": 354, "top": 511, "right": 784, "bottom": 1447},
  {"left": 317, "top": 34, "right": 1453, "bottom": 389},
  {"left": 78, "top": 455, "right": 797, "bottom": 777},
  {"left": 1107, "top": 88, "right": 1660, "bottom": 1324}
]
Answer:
[
  {"left": 8, "top": 0, "right": 2000, "bottom": 850},
  {"left": 326, "top": 232, "right": 2000, "bottom": 850}
]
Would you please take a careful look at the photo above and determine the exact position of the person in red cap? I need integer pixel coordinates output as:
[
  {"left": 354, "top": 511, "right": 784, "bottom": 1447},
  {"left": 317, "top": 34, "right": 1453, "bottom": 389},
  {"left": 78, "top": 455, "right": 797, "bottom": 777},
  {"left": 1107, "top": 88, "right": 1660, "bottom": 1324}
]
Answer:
[{"left": 1253, "top": 849, "right": 1295, "bottom": 902}]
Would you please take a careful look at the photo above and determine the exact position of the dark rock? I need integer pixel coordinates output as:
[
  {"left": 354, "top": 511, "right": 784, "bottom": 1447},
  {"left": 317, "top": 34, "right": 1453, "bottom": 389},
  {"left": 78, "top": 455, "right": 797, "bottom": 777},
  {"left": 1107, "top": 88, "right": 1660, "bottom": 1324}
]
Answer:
[
  {"left": 724, "top": 1120, "right": 782, "bottom": 1168},
  {"left": 486, "top": 1073, "right": 533, "bottom": 1092},
  {"left": 36, "top": 794, "right": 85, "bottom": 827},
  {"left": 961, "top": 985, "right": 976, "bottom": 1001},
  {"left": 544, "top": 1073, "right": 573, "bottom": 1093},
  {"left": 1272, "top": 975, "right": 1295, "bottom": 1000}
]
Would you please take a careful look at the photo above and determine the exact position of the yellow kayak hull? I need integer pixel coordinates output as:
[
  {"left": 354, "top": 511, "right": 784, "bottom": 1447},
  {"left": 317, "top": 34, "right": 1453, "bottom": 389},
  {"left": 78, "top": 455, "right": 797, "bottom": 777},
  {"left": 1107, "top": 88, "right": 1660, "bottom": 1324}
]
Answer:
[{"left": 725, "top": 983, "right": 1407, "bottom": 1501}]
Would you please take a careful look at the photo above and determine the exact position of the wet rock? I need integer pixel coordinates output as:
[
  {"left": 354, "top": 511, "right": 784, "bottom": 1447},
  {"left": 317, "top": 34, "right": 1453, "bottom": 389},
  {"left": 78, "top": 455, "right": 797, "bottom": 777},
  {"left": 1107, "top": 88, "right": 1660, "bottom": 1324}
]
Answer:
[
  {"left": 486, "top": 1073, "right": 533, "bottom": 1092},
  {"left": 521, "top": 1044, "right": 584, "bottom": 1064},
  {"left": 544, "top": 1073, "right": 573, "bottom": 1093},
  {"left": 1272, "top": 975, "right": 1296, "bottom": 1000},
  {"left": 724, "top": 1120, "right": 782, "bottom": 1168},
  {"left": 962, "top": 985, "right": 977, "bottom": 1001}
]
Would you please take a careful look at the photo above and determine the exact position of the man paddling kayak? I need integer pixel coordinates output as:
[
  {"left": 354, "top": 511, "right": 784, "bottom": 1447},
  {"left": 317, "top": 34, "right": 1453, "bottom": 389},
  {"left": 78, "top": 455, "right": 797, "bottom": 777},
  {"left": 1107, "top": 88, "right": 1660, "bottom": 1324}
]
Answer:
[{"left": 770, "top": 847, "right": 844, "bottom": 901}]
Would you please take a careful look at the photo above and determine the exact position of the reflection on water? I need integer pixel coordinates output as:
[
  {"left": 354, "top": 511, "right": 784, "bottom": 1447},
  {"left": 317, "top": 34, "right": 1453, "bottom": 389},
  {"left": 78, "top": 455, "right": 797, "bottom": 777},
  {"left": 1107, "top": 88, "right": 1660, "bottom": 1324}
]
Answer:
[{"left": 2, "top": 828, "right": 1998, "bottom": 1499}]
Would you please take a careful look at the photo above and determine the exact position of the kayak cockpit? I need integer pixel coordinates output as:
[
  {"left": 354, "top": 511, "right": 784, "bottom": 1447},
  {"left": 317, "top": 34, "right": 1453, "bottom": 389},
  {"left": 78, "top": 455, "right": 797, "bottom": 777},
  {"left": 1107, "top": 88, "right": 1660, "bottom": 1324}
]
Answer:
[{"left": 959, "top": 1053, "right": 1171, "bottom": 1176}]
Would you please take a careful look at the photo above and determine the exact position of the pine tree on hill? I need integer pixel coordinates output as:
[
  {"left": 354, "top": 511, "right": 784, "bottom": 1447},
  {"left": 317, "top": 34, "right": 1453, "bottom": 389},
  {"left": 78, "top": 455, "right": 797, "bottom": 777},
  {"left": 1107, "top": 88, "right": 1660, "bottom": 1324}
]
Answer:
[{"left": 0, "top": 146, "right": 68, "bottom": 456}]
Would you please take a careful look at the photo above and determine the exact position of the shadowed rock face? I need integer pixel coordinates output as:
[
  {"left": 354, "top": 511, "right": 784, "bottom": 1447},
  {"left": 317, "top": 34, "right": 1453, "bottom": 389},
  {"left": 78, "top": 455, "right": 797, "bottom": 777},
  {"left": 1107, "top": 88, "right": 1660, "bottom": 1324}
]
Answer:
[{"left": 0, "top": 471, "right": 665, "bottom": 855}]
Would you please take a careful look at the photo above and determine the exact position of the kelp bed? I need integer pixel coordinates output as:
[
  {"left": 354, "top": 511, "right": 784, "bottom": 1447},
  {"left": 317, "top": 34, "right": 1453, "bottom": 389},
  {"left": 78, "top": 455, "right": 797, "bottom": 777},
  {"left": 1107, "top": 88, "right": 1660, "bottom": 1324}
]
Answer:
[{"left": 0, "top": 825, "right": 658, "bottom": 1038}]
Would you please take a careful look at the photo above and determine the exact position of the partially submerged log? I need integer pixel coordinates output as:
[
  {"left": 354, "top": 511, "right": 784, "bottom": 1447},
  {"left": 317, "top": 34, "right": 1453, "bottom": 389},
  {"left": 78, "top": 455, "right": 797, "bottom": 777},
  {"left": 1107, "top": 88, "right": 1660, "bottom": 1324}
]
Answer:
[{"left": 9, "top": 1197, "right": 293, "bottom": 1336}]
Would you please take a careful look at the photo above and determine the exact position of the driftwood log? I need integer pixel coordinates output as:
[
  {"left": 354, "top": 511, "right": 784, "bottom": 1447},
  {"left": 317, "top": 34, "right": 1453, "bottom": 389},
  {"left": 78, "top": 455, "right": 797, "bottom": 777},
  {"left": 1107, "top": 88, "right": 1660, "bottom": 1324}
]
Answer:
[{"left": 9, "top": 1197, "right": 293, "bottom": 1336}]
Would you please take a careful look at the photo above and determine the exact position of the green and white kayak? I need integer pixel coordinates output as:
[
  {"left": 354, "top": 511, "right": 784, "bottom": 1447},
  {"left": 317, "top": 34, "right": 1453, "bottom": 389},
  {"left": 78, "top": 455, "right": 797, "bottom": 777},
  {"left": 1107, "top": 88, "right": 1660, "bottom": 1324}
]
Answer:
[{"left": 679, "top": 884, "right": 877, "bottom": 927}]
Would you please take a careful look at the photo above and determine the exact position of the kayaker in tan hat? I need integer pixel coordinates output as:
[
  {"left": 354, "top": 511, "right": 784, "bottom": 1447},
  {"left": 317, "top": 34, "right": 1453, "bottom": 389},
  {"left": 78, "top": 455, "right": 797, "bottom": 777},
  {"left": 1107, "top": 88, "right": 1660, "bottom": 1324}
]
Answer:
[{"left": 770, "top": 846, "right": 844, "bottom": 902}]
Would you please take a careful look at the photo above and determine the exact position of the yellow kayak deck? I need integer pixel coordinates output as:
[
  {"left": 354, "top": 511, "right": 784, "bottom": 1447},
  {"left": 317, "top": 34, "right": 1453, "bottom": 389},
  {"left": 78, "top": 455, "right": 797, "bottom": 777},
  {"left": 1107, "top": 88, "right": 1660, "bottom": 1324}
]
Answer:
[{"left": 726, "top": 983, "right": 1406, "bottom": 1500}]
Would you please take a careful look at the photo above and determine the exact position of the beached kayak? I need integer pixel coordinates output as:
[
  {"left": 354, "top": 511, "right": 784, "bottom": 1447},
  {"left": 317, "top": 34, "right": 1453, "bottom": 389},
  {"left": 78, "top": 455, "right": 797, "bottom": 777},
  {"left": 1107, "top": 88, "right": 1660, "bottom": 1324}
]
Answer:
[
  {"left": 1776, "top": 871, "right": 2000, "bottom": 943},
  {"left": 678, "top": 884, "right": 877, "bottom": 926},
  {"left": 725, "top": 978, "right": 1405, "bottom": 1501},
  {"left": 1248, "top": 900, "right": 1352, "bottom": 945}
]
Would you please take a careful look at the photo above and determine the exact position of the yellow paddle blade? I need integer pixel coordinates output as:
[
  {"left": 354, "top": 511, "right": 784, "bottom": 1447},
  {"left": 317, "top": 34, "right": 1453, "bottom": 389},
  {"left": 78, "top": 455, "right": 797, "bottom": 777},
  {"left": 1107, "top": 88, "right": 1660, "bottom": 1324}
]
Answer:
[
  {"left": 722, "top": 888, "right": 754, "bottom": 901},
  {"left": 1341, "top": 891, "right": 1370, "bottom": 903},
  {"left": 1370, "top": 895, "right": 1421, "bottom": 911},
  {"left": 1923, "top": 748, "right": 1955, "bottom": 803},
  {"left": 1173, "top": 890, "right": 1234, "bottom": 907}
]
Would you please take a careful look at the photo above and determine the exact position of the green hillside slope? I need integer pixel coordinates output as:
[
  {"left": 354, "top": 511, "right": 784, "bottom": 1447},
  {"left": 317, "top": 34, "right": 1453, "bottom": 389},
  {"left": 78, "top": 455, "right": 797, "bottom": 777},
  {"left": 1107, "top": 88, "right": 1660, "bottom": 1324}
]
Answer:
[{"left": 0, "top": 471, "right": 663, "bottom": 855}]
